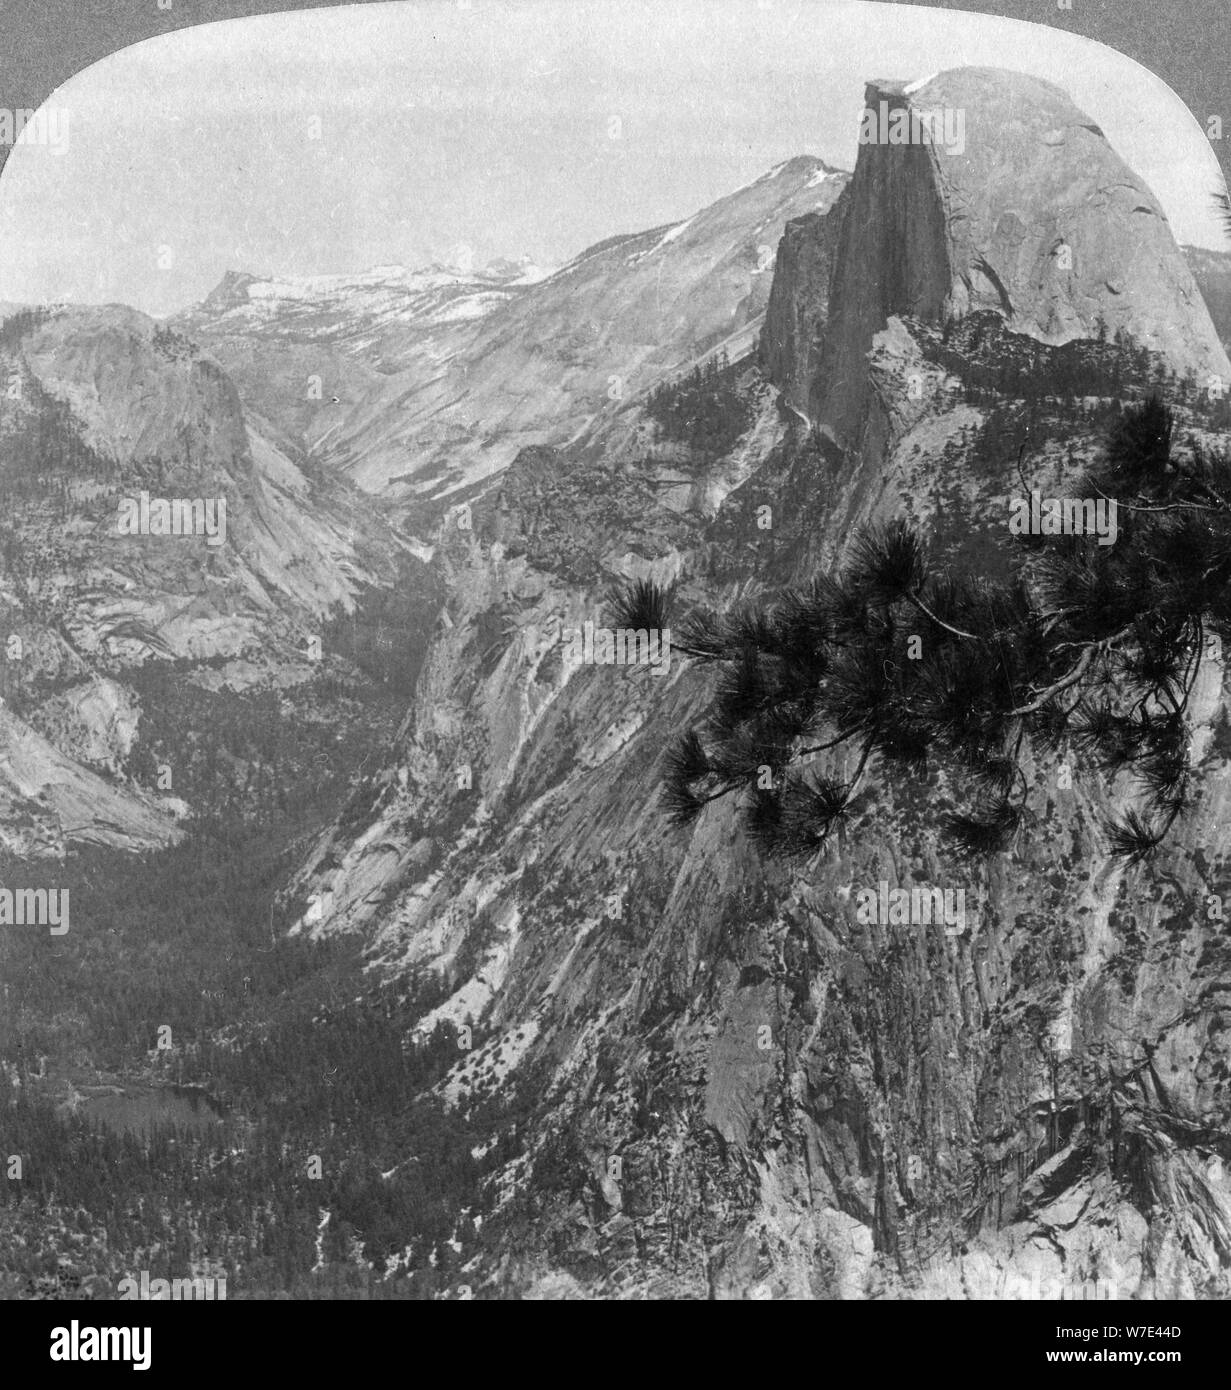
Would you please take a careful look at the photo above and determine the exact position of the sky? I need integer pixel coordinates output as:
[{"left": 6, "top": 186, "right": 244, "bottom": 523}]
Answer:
[{"left": 0, "top": 0, "right": 1225, "bottom": 317}]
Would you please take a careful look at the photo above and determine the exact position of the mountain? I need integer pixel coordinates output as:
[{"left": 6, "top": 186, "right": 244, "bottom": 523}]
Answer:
[
  {"left": 810, "top": 70, "right": 1229, "bottom": 456},
  {"left": 0, "top": 304, "right": 432, "bottom": 854},
  {"left": 180, "top": 257, "right": 549, "bottom": 371},
  {"left": 280, "top": 70, "right": 1231, "bottom": 1298},
  {"left": 0, "top": 699, "right": 180, "bottom": 858},
  {"left": 761, "top": 195, "right": 849, "bottom": 421},
  {"left": 178, "top": 156, "right": 850, "bottom": 509}
]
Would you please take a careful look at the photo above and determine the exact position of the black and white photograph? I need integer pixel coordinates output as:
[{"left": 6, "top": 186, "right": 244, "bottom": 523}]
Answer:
[{"left": 0, "top": 0, "right": 1229, "bottom": 1342}]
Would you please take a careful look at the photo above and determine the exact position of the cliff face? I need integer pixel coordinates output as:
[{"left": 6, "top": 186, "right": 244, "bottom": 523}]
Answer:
[
  {"left": 21, "top": 64, "right": 1215, "bottom": 1296},
  {"left": 270, "top": 67, "right": 1231, "bottom": 1300},
  {"left": 760, "top": 190, "right": 849, "bottom": 421},
  {"left": 3, "top": 306, "right": 401, "bottom": 666},
  {"left": 1186, "top": 245, "right": 1231, "bottom": 356},
  {"left": 800, "top": 69, "right": 1230, "bottom": 455},
  {"left": 291, "top": 350, "right": 1231, "bottom": 1298}
]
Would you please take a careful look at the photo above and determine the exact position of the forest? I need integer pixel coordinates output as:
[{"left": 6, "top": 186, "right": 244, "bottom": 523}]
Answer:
[{"left": 644, "top": 350, "right": 754, "bottom": 458}]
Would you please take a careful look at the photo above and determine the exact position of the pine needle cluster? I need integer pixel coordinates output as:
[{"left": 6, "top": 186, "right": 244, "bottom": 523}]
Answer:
[{"left": 630, "top": 397, "right": 1231, "bottom": 862}]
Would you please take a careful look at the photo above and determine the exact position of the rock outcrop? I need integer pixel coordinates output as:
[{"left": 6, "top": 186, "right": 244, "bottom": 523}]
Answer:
[
  {"left": 0, "top": 304, "right": 416, "bottom": 850},
  {"left": 760, "top": 188, "right": 850, "bottom": 420},
  {"left": 800, "top": 69, "right": 1230, "bottom": 454},
  {"left": 0, "top": 703, "right": 180, "bottom": 857},
  {"left": 1186, "top": 245, "right": 1231, "bottom": 356}
]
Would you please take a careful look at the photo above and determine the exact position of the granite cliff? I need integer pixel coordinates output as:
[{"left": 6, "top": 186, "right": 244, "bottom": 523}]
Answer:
[{"left": 800, "top": 69, "right": 1229, "bottom": 458}]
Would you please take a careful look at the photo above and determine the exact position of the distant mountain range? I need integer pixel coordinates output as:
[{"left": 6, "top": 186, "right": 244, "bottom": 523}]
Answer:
[
  {"left": 183, "top": 256, "right": 552, "bottom": 366},
  {"left": 175, "top": 156, "right": 850, "bottom": 510}
]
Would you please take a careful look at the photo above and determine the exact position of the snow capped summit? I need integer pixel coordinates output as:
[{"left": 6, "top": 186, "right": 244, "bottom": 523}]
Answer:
[
  {"left": 183, "top": 254, "right": 556, "bottom": 345},
  {"left": 175, "top": 257, "right": 546, "bottom": 370},
  {"left": 749, "top": 153, "right": 846, "bottom": 191}
]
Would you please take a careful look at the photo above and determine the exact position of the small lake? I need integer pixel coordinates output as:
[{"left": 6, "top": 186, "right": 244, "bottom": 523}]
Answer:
[{"left": 76, "top": 1085, "right": 227, "bottom": 1138}]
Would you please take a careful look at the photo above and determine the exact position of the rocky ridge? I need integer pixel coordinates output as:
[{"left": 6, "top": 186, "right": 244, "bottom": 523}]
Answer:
[{"left": 178, "top": 157, "right": 850, "bottom": 511}]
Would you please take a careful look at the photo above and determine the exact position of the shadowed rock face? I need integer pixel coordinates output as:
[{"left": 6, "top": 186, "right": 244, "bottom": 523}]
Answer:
[
  {"left": 1186, "top": 245, "right": 1231, "bottom": 356},
  {"left": 810, "top": 68, "right": 1231, "bottom": 454},
  {"left": 760, "top": 190, "right": 850, "bottom": 421}
]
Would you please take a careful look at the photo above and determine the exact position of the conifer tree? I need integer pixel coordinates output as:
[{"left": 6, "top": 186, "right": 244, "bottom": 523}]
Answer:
[{"left": 614, "top": 397, "right": 1231, "bottom": 862}]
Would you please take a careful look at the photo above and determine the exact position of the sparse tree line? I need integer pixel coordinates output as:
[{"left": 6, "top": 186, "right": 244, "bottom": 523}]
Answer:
[{"left": 644, "top": 350, "right": 753, "bottom": 458}]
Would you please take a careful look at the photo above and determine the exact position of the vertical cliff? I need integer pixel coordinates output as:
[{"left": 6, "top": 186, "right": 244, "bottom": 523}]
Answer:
[
  {"left": 760, "top": 186, "right": 850, "bottom": 422},
  {"left": 778, "top": 69, "right": 1231, "bottom": 458}
]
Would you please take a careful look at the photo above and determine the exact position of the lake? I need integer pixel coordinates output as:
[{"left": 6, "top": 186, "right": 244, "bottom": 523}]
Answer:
[{"left": 76, "top": 1085, "right": 227, "bottom": 1138}]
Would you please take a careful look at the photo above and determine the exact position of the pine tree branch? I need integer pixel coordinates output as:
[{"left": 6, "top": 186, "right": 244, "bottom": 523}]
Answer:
[
  {"left": 1009, "top": 645, "right": 1097, "bottom": 716},
  {"left": 1171, "top": 461, "right": 1231, "bottom": 512},
  {"left": 845, "top": 735, "right": 876, "bottom": 798},
  {"left": 796, "top": 730, "right": 855, "bottom": 759},
  {"left": 1091, "top": 484, "right": 1219, "bottom": 515},
  {"left": 904, "top": 592, "right": 981, "bottom": 641}
]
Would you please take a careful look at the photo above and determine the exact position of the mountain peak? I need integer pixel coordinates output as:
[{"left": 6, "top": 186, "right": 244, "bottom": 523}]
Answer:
[
  {"left": 482, "top": 254, "right": 546, "bottom": 282},
  {"left": 200, "top": 269, "right": 266, "bottom": 312},
  {"left": 868, "top": 66, "right": 1073, "bottom": 109},
  {"left": 810, "top": 64, "right": 1229, "bottom": 451},
  {"left": 756, "top": 153, "right": 847, "bottom": 186}
]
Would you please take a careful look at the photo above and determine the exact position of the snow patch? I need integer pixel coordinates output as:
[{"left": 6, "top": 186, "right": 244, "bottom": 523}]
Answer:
[
  {"left": 404, "top": 537, "right": 436, "bottom": 564},
  {"left": 655, "top": 216, "right": 694, "bottom": 249},
  {"left": 626, "top": 217, "right": 695, "bottom": 267},
  {"left": 903, "top": 73, "right": 939, "bottom": 96}
]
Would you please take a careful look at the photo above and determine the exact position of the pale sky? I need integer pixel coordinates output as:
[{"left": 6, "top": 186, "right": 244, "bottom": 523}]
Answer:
[{"left": 0, "top": 0, "right": 1224, "bottom": 316}]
